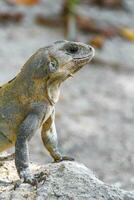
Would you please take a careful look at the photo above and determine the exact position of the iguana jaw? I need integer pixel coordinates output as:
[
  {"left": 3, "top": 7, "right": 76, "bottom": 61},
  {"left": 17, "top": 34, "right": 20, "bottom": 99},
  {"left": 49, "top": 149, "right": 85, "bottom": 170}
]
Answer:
[
  {"left": 46, "top": 41, "right": 95, "bottom": 105},
  {"left": 47, "top": 41, "right": 95, "bottom": 81},
  {"left": 70, "top": 53, "right": 94, "bottom": 74}
]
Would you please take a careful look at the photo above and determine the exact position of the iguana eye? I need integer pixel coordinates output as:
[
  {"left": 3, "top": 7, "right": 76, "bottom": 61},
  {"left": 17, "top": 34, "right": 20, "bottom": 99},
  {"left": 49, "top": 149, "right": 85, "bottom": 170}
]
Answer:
[{"left": 65, "top": 44, "right": 79, "bottom": 54}]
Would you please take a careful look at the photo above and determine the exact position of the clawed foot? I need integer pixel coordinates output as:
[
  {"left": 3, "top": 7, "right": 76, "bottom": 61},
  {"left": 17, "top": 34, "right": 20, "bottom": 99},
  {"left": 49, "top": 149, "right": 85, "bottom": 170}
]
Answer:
[
  {"left": 54, "top": 156, "right": 75, "bottom": 163},
  {"left": 14, "top": 173, "right": 37, "bottom": 189},
  {"left": 34, "top": 171, "right": 48, "bottom": 185},
  {"left": 14, "top": 169, "right": 47, "bottom": 189},
  {"left": 20, "top": 169, "right": 38, "bottom": 186}
]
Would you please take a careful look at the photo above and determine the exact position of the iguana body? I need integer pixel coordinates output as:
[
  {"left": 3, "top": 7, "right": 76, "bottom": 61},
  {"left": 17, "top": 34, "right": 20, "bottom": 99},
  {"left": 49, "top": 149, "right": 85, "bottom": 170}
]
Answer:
[{"left": 0, "top": 40, "right": 94, "bottom": 185}]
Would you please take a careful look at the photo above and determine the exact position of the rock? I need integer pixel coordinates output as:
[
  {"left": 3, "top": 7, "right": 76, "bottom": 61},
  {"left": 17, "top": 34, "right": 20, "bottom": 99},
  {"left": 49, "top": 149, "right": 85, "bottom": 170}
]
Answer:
[{"left": 0, "top": 160, "right": 134, "bottom": 200}]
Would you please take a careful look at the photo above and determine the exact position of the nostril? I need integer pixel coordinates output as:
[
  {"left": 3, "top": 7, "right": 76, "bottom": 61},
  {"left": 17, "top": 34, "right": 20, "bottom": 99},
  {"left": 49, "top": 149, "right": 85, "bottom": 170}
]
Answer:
[{"left": 89, "top": 46, "right": 93, "bottom": 51}]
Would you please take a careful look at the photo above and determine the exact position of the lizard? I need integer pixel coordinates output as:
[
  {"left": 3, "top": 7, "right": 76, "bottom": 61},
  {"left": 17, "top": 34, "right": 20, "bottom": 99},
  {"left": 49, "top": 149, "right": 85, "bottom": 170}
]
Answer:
[{"left": 0, "top": 40, "right": 95, "bottom": 185}]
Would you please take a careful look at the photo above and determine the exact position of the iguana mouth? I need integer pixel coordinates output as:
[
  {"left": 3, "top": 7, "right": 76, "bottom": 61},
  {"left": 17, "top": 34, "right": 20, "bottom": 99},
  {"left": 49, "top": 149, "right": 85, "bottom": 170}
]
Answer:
[
  {"left": 72, "top": 54, "right": 94, "bottom": 74},
  {"left": 73, "top": 47, "right": 95, "bottom": 61},
  {"left": 73, "top": 51, "right": 94, "bottom": 66},
  {"left": 73, "top": 55, "right": 92, "bottom": 60},
  {"left": 73, "top": 54, "right": 94, "bottom": 65}
]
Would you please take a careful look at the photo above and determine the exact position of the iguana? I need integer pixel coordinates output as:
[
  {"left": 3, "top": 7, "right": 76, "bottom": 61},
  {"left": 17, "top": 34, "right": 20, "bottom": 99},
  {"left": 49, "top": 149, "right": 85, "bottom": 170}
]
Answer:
[{"left": 0, "top": 40, "right": 94, "bottom": 185}]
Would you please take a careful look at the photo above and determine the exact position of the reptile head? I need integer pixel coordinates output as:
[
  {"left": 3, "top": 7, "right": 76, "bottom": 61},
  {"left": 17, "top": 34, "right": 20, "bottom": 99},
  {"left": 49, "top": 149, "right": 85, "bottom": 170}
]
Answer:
[
  {"left": 29, "top": 40, "right": 94, "bottom": 82},
  {"left": 45, "top": 40, "right": 95, "bottom": 81},
  {"left": 21, "top": 40, "right": 95, "bottom": 104}
]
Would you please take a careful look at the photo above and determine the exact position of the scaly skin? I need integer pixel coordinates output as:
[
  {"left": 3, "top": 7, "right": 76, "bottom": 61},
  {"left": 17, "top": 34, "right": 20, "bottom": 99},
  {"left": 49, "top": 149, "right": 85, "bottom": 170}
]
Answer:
[{"left": 0, "top": 40, "right": 95, "bottom": 185}]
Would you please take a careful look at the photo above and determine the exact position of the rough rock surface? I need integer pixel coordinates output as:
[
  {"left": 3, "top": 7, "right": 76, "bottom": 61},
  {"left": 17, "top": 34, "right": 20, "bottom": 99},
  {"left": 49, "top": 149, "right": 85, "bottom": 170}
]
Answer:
[{"left": 0, "top": 161, "right": 134, "bottom": 200}]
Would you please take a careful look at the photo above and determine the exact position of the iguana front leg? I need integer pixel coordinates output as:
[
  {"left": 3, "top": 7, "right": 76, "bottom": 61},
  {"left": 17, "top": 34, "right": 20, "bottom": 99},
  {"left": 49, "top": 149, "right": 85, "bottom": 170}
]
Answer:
[
  {"left": 15, "top": 103, "right": 48, "bottom": 185},
  {"left": 41, "top": 109, "right": 74, "bottom": 162}
]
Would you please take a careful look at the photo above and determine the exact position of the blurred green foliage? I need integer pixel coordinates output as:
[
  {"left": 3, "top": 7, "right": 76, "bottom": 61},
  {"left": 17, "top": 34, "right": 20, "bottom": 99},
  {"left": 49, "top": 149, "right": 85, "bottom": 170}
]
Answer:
[{"left": 68, "top": 0, "right": 80, "bottom": 11}]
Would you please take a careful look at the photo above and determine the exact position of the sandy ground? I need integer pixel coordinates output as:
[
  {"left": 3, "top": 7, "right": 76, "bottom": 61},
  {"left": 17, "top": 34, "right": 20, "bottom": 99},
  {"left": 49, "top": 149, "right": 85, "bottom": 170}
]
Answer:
[{"left": 0, "top": 0, "right": 134, "bottom": 190}]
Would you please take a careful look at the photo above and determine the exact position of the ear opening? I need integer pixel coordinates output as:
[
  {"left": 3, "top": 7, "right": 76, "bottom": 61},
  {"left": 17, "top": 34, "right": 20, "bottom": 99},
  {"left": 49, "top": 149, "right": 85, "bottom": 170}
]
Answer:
[{"left": 47, "top": 57, "right": 58, "bottom": 74}]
